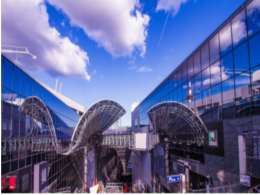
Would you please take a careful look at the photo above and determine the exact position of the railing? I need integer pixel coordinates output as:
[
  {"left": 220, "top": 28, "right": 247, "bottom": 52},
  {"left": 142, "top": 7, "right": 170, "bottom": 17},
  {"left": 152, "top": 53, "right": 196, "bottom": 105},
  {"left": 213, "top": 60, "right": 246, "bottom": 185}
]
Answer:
[
  {"left": 189, "top": 183, "right": 248, "bottom": 193},
  {"left": 57, "top": 187, "right": 71, "bottom": 193},
  {"left": 98, "top": 134, "right": 134, "bottom": 147}
]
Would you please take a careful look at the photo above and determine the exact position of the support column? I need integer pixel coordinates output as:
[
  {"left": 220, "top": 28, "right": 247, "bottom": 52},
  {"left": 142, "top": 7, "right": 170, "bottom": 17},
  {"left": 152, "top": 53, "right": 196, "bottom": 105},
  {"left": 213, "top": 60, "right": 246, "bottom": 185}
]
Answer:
[
  {"left": 238, "top": 135, "right": 246, "bottom": 175},
  {"left": 83, "top": 146, "right": 88, "bottom": 190}
]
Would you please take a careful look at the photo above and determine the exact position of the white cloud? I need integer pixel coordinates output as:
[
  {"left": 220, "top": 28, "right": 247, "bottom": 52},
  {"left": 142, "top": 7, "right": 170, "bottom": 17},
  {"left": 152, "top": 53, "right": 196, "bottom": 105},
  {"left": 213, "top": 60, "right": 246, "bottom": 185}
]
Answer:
[
  {"left": 156, "top": 0, "right": 187, "bottom": 16},
  {"left": 61, "top": 20, "right": 65, "bottom": 27},
  {"left": 48, "top": 0, "right": 150, "bottom": 58},
  {"left": 2, "top": 0, "right": 90, "bottom": 80},
  {"left": 232, "top": 11, "right": 247, "bottom": 45},
  {"left": 136, "top": 67, "right": 153, "bottom": 72}
]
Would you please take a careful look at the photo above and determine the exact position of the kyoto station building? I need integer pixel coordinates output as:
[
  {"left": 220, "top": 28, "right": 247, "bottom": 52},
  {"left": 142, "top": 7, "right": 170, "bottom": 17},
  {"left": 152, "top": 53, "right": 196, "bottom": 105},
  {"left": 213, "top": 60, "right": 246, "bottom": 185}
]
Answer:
[{"left": 131, "top": 0, "right": 260, "bottom": 193}]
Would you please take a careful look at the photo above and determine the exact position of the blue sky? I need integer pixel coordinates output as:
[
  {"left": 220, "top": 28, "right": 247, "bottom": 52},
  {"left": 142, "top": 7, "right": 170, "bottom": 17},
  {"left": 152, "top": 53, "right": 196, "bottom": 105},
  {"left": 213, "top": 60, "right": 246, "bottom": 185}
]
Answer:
[{"left": 2, "top": 0, "right": 246, "bottom": 126}]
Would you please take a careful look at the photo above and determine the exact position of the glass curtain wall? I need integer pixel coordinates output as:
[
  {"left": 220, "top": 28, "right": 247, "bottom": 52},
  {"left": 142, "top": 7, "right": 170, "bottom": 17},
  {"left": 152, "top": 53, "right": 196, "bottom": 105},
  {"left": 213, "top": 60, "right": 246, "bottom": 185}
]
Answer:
[
  {"left": 139, "top": 0, "right": 260, "bottom": 128},
  {"left": 1, "top": 55, "right": 82, "bottom": 192}
]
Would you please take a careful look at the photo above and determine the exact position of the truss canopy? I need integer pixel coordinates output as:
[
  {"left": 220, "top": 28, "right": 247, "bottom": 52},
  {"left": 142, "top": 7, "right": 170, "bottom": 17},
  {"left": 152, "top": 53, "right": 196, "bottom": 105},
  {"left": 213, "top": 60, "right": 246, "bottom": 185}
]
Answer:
[
  {"left": 69, "top": 99, "right": 126, "bottom": 153},
  {"left": 147, "top": 101, "right": 207, "bottom": 145}
]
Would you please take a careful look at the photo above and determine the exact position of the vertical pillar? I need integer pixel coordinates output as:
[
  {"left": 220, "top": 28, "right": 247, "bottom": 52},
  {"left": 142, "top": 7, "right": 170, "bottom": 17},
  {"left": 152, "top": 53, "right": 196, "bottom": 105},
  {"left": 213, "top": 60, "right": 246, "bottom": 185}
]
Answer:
[
  {"left": 83, "top": 146, "right": 88, "bottom": 190},
  {"left": 238, "top": 135, "right": 246, "bottom": 175}
]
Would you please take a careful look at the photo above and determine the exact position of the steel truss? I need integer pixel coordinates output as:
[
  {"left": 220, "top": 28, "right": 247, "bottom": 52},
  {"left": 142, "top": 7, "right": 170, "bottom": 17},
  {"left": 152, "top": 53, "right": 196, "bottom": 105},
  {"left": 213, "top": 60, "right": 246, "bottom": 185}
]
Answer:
[
  {"left": 98, "top": 134, "right": 134, "bottom": 148},
  {"left": 69, "top": 99, "right": 126, "bottom": 154},
  {"left": 148, "top": 101, "right": 207, "bottom": 145}
]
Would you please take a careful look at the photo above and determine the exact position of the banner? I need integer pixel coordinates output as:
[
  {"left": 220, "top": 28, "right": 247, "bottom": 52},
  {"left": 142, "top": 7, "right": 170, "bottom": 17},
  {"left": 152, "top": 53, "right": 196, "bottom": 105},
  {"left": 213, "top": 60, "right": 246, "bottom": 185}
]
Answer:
[
  {"left": 1, "top": 177, "right": 6, "bottom": 191},
  {"left": 9, "top": 177, "right": 16, "bottom": 191},
  {"left": 209, "top": 130, "right": 218, "bottom": 146}
]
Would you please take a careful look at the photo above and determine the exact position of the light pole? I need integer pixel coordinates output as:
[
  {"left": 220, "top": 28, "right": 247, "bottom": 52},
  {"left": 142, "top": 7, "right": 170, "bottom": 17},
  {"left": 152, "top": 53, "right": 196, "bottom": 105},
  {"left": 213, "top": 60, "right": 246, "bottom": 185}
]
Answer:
[{"left": 1, "top": 45, "right": 36, "bottom": 64}]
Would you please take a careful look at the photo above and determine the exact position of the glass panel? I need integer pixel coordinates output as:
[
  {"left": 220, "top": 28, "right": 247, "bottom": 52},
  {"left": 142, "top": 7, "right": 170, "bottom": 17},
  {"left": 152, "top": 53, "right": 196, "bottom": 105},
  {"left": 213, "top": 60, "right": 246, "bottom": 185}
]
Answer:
[
  {"left": 221, "top": 52, "right": 234, "bottom": 81},
  {"left": 195, "top": 93, "right": 202, "bottom": 108},
  {"left": 232, "top": 9, "right": 247, "bottom": 48},
  {"left": 2, "top": 112, "right": 11, "bottom": 137},
  {"left": 12, "top": 115, "right": 19, "bottom": 137},
  {"left": 1, "top": 56, "right": 4, "bottom": 86},
  {"left": 177, "top": 68, "right": 182, "bottom": 86},
  {"left": 247, "top": 0, "right": 260, "bottom": 37},
  {"left": 1, "top": 162, "right": 10, "bottom": 175},
  {"left": 210, "top": 33, "right": 220, "bottom": 64},
  {"left": 235, "top": 74, "right": 251, "bottom": 99},
  {"left": 173, "top": 73, "right": 177, "bottom": 89},
  {"left": 178, "top": 86, "right": 182, "bottom": 101},
  {"left": 222, "top": 78, "right": 235, "bottom": 104},
  {"left": 202, "top": 67, "right": 210, "bottom": 91},
  {"left": 188, "top": 57, "right": 193, "bottom": 79},
  {"left": 211, "top": 84, "right": 222, "bottom": 104},
  {"left": 182, "top": 63, "right": 188, "bottom": 83},
  {"left": 33, "top": 81, "right": 39, "bottom": 97},
  {"left": 174, "top": 89, "right": 178, "bottom": 101},
  {"left": 249, "top": 32, "right": 260, "bottom": 68},
  {"left": 210, "top": 60, "right": 221, "bottom": 86},
  {"left": 233, "top": 41, "right": 249, "bottom": 75},
  {"left": 12, "top": 93, "right": 20, "bottom": 116},
  {"left": 11, "top": 160, "right": 18, "bottom": 171},
  {"left": 20, "top": 117, "right": 26, "bottom": 137},
  {"left": 27, "top": 77, "right": 33, "bottom": 97},
  {"left": 194, "top": 73, "right": 202, "bottom": 94},
  {"left": 201, "top": 43, "right": 209, "bottom": 70},
  {"left": 39, "top": 85, "right": 43, "bottom": 100},
  {"left": 202, "top": 89, "right": 211, "bottom": 107},
  {"left": 183, "top": 82, "right": 188, "bottom": 102},
  {"left": 3, "top": 59, "right": 13, "bottom": 90},
  {"left": 21, "top": 72, "right": 27, "bottom": 97},
  {"left": 220, "top": 23, "right": 232, "bottom": 56},
  {"left": 194, "top": 50, "right": 201, "bottom": 75},
  {"left": 250, "top": 65, "right": 260, "bottom": 97},
  {"left": 2, "top": 88, "right": 13, "bottom": 114},
  {"left": 13, "top": 66, "right": 21, "bottom": 94}
]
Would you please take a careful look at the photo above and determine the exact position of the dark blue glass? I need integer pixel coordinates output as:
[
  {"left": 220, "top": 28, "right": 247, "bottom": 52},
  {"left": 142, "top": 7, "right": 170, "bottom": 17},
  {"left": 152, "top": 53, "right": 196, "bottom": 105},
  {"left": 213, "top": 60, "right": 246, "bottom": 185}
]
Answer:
[
  {"left": 194, "top": 50, "right": 201, "bottom": 75},
  {"left": 1, "top": 56, "right": 4, "bottom": 86},
  {"left": 174, "top": 89, "right": 178, "bottom": 101},
  {"left": 182, "top": 63, "right": 188, "bottom": 83},
  {"left": 210, "top": 33, "right": 220, "bottom": 64},
  {"left": 2, "top": 88, "right": 12, "bottom": 114},
  {"left": 177, "top": 68, "right": 182, "bottom": 86},
  {"left": 20, "top": 116, "right": 26, "bottom": 136},
  {"left": 12, "top": 93, "right": 20, "bottom": 116},
  {"left": 221, "top": 52, "right": 234, "bottom": 81},
  {"left": 13, "top": 66, "right": 21, "bottom": 94},
  {"left": 201, "top": 43, "right": 209, "bottom": 70},
  {"left": 38, "top": 85, "right": 43, "bottom": 99},
  {"left": 247, "top": 0, "right": 260, "bottom": 37},
  {"left": 178, "top": 86, "right": 182, "bottom": 101},
  {"left": 188, "top": 57, "right": 193, "bottom": 79},
  {"left": 33, "top": 81, "right": 39, "bottom": 97},
  {"left": 2, "top": 112, "right": 11, "bottom": 137},
  {"left": 232, "top": 9, "right": 247, "bottom": 48},
  {"left": 202, "top": 67, "right": 210, "bottom": 91},
  {"left": 173, "top": 73, "right": 177, "bottom": 89},
  {"left": 21, "top": 72, "right": 27, "bottom": 97},
  {"left": 249, "top": 32, "right": 260, "bottom": 68},
  {"left": 3, "top": 59, "right": 13, "bottom": 90},
  {"left": 27, "top": 77, "right": 33, "bottom": 97},
  {"left": 211, "top": 84, "right": 222, "bottom": 104},
  {"left": 220, "top": 23, "right": 232, "bottom": 56},
  {"left": 12, "top": 115, "right": 19, "bottom": 137},
  {"left": 202, "top": 89, "right": 211, "bottom": 106},
  {"left": 183, "top": 82, "right": 188, "bottom": 102},
  {"left": 233, "top": 41, "right": 249, "bottom": 75},
  {"left": 210, "top": 60, "right": 221, "bottom": 86},
  {"left": 194, "top": 73, "right": 202, "bottom": 94}
]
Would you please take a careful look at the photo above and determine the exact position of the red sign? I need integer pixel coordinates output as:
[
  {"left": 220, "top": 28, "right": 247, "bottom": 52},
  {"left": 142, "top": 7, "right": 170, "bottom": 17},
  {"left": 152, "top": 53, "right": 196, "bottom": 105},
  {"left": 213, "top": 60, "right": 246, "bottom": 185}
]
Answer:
[
  {"left": 9, "top": 177, "right": 15, "bottom": 191},
  {"left": 125, "top": 184, "right": 127, "bottom": 193},
  {"left": 1, "top": 177, "right": 6, "bottom": 191}
]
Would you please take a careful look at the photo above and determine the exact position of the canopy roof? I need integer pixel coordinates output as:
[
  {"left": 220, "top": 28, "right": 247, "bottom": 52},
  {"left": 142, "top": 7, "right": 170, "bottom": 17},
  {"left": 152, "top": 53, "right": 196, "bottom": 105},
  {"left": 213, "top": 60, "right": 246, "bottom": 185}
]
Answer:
[{"left": 147, "top": 101, "right": 207, "bottom": 145}]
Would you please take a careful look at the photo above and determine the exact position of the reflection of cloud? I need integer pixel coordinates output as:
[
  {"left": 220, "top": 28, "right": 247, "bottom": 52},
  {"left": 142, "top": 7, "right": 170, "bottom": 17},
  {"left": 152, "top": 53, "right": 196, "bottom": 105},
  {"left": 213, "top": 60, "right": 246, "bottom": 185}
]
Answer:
[
  {"left": 247, "top": 0, "right": 260, "bottom": 16},
  {"left": 232, "top": 11, "right": 247, "bottom": 45},
  {"left": 235, "top": 77, "right": 250, "bottom": 85},
  {"left": 136, "top": 67, "right": 153, "bottom": 72},
  {"left": 220, "top": 24, "right": 231, "bottom": 51},
  {"left": 183, "top": 84, "right": 188, "bottom": 89},
  {"left": 203, "top": 78, "right": 210, "bottom": 86},
  {"left": 194, "top": 81, "right": 201, "bottom": 87}
]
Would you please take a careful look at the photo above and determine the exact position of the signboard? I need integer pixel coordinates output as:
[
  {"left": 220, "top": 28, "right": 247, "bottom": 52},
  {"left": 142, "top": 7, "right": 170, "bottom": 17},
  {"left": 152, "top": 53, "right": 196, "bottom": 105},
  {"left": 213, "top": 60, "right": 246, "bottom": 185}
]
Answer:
[
  {"left": 209, "top": 130, "right": 218, "bottom": 147},
  {"left": 240, "top": 174, "right": 251, "bottom": 187},
  {"left": 1, "top": 177, "right": 6, "bottom": 191},
  {"left": 177, "top": 162, "right": 185, "bottom": 174},
  {"left": 9, "top": 177, "right": 16, "bottom": 191},
  {"left": 167, "top": 175, "right": 181, "bottom": 183}
]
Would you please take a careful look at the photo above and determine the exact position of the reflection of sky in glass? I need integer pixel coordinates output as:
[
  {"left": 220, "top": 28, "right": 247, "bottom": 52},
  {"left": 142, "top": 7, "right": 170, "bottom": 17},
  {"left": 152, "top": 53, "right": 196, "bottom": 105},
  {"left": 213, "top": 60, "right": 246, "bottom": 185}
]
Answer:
[
  {"left": 188, "top": 57, "right": 193, "bottom": 79},
  {"left": 249, "top": 32, "right": 260, "bottom": 68},
  {"left": 233, "top": 41, "right": 249, "bottom": 75},
  {"left": 220, "top": 23, "right": 232, "bottom": 56},
  {"left": 221, "top": 52, "right": 233, "bottom": 81},
  {"left": 194, "top": 50, "right": 201, "bottom": 75},
  {"left": 182, "top": 63, "right": 188, "bottom": 83},
  {"left": 247, "top": 0, "right": 260, "bottom": 37},
  {"left": 222, "top": 77, "right": 235, "bottom": 92},
  {"left": 194, "top": 73, "right": 201, "bottom": 94},
  {"left": 211, "top": 84, "right": 221, "bottom": 96},
  {"left": 232, "top": 9, "right": 247, "bottom": 48},
  {"left": 210, "top": 60, "right": 221, "bottom": 86},
  {"left": 202, "top": 67, "right": 210, "bottom": 90},
  {"left": 210, "top": 33, "right": 220, "bottom": 64},
  {"left": 235, "top": 74, "right": 250, "bottom": 88},
  {"left": 201, "top": 43, "right": 209, "bottom": 70},
  {"left": 251, "top": 65, "right": 260, "bottom": 84},
  {"left": 178, "top": 86, "right": 182, "bottom": 101}
]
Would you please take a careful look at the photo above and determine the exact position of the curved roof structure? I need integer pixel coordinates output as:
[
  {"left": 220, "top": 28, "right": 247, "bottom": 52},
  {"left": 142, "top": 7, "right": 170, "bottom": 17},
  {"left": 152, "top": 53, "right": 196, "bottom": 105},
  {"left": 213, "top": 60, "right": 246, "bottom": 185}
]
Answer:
[
  {"left": 147, "top": 101, "right": 207, "bottom": 145},
  {"left": 69, "top": 99, "right": 126, "bottom": 153},
  {"left": 19, "top": 97, "right": 126, "bottom": 155}
]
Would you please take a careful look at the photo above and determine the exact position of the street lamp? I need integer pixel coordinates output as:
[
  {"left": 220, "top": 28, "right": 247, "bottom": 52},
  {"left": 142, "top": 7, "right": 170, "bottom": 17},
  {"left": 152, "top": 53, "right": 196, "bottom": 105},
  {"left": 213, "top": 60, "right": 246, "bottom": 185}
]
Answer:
[{"left": 1, "top": 45, "right": 37, "bottom": 62}]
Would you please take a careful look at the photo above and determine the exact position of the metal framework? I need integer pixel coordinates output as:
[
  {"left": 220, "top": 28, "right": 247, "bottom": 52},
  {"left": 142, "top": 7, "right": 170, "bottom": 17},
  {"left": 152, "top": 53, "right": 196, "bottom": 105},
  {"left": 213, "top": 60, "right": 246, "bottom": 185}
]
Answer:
[
  {"left": 147, "top": 101, "right": 207, "bottom": 145},
  {"left": 68, "top": 99, "right": 126, "bottom": 154}
]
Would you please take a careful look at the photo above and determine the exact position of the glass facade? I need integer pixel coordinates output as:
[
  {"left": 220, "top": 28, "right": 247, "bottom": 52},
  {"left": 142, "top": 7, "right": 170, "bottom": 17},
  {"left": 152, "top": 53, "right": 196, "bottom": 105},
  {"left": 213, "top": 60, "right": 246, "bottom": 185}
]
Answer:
[
  {"left": 1, "top": 55, "right": 82, "bottom": 192},
  {"left": 135, "top": 0, "right": 260, "bottom": 163}
]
